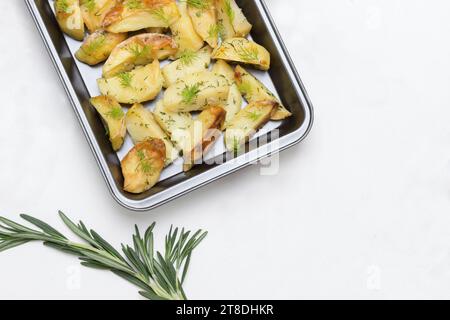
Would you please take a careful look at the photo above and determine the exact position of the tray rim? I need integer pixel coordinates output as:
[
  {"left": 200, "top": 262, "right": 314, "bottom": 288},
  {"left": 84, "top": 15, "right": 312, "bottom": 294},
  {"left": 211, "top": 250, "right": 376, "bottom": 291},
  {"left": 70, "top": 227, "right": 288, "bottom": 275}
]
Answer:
[{"left": 25, "top": 0, "right": 314, "bottom": 212}]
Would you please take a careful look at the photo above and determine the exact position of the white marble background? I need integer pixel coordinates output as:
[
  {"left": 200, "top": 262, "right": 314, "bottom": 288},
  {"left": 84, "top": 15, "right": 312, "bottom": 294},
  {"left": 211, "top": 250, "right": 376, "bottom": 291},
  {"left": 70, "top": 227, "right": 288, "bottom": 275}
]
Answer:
[{"left": 1, "top": 0, "right": 450, "bottom": 299}]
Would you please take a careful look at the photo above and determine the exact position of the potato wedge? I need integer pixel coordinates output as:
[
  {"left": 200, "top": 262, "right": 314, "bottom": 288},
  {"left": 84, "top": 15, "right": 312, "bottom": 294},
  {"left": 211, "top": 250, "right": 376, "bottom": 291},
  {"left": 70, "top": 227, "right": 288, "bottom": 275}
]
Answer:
[
  {"left": 215, "top": 0, "right": 235, "bottom": 40},
  {"left": 170, "top": 2, "right": 204, "bottom": 58},
  {"left": 80, "top": 0, "right": 117, "bottom": 33},
  {"left": 54, "top": 0, "right": 85, "bottom": 41},
  {"left": 187, "top": 0, "right": 219, "bottom": 48},
  {"left": 154, "top": 101, "right": 194, "bottom": 152},
  {"left": 90, "top": 95, "right": 126, "bottom": 151},
  {"left": 103, "top": 0, "right": 180, "bottom": 33},
  {"left": 103, "top": 33, "right": 177, "bottom": 78},
  {"left": 234, "top": 65, "right": 292, "bottom": 120},
  {"left": 75, "top": 30, "right": 127, "bottom": 65},
  {"left": 222, "top": 84, "right": 242, "bottom": 129},
  {"left": 226, "top": 0, "right": 252, "bottom": 37},
  {"left": 183, "top": 106, "right": 226, "bottom": 171},
  {"left": 212, "top": 38, "right": 270, "bottom": 71},
  {"left": 121, "top": 139, "right": 166, "bottom": 194},
  {"left": 211, "top": 59, "right": 235, "bottom": 82},
  {"left": 163, "top": 71, "right": 230, "bottom": 112},
  {"left": 97, "top": 60, "right": 163, "bottom": 104},
  {"left": 225, "top": 100, "right": 277, "bottom": 152},
  {"left": 162, "top": 46, "right": 211, "bottom": 88},
  {"left": 125, "top": 103, "right": 178, "bottom": 164}
]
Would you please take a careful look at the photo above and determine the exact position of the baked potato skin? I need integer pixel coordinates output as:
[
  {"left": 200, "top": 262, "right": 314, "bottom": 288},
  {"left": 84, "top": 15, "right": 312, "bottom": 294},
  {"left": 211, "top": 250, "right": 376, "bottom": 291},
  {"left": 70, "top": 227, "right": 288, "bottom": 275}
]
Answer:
[
  {"left": 170, "top": 2, "right": 204, "bottom": 58},
  {"left": 163, "top": 71, "right": 231, "bottom": 112},
  {"left": 125, "top": 103, "right": 179, "bottom": 164},
  {"left": 187, "top": 0, "right": 219, "bottom": 48},
  {"left": 121, "top": 139, "right": 166, "bottom": 194},
  {"left": 183, "top": 106, "right": 226, "bottom": 171},
  {"left": 97, "top": 60, "right": 163, "bottom": 104},
  {"left": 225, "top": 100, "right": 277, "bottom": 152},
  {"left": 103, "top": 0, "right": 180, "bottom": 33},
  {"left": 54, "top": 0, "right": 85, "bottom": 41},
  {"left": 162, "top": 46, "right": 212, "bottom": 88},
  {"left": 80, "top": 0, "right": 117, "bottom": 33},
  {"left": 90, "top": 95, "right": 126, "bottom": 151},
  {"left": 234, "top": 65, "right": 292, "bottom": 120},
  {"left": 212, "top": 38, "right": 270, "bottom": 71},
  {"left": 103, "top": 33, "right": 177, "bottom": 78},
  {"left": 75, "top": 30, "right": 127, "bottom": 65}
]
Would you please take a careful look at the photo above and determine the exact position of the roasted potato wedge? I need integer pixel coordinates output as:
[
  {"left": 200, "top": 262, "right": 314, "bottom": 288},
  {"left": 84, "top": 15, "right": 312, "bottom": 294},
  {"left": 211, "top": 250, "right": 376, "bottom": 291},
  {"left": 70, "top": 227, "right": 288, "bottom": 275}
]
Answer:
[
  {"left": 170, "top": 2, "right": 204, "bottom": 58},
  {"left": 226, "top": 0, "right": 252, "bottom": 37},
  {"left": 75, "top": 30, "right": 127, "bottom": 65},
  {"left": 103, "top": 33, "right": 177, "bottom": 78},
  {"left": 211, "top": 59, "right": 235, "bottom": 82},
  {"left": 235, "top": 65, "right": 291, "bottom": 120},
  {"left": 187, "top": 0, "right": 219, "bottom": 48},
  {"left": 212, "top": 38, "right": 270, "bottom": 71},
  {"left": 125, "top": 103, "right": 179, "bottom": 164},
  {"left": 121, "top": 139, "right": 166, "bottom": 194},
  {"left": 215, "top": 0, "right": 235, "bottom": 40},
  {"left": 103, "top": 0, "right": 180, "bottom": 33},
  {"left": 80, "top": 0, "right": 117, "bottom": 33},
  {"left": 162, "top": 46, "right": 212, "bottom": 88},
  {"left": 54, "top": 0, "right": 85, "bottom": 41},
  {"left": 212, "top": 60, "right": 242, "bottom": 128},
  {"left": 97, "top": 60, "right": 163, "bottom": 104},
  {"left": 225, "top": 100, "right": 277, "bottom": 152},
  {"left": 183, "top": 106, "right": 226, "bottom": 171},
  {"left": 90, "top": 95, "right": 126, "bottom": 151},
  {"left": 163, "top": 71, "right": 230, "bottom": 112},
  {"left": 154, "top": 101, "right": 194, "bottom": 152}
]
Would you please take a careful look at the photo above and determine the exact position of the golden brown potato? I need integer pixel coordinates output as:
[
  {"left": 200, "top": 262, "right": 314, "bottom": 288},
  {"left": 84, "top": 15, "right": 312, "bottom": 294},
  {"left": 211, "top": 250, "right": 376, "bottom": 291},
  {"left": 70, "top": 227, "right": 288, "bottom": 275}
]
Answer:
[
  {"left": 212, "top": 38, "right": 270, "bottom": 71},
  {"left": 103, "top": 0, "right": 180, "bottom": 33},
  {"left": 54, "top": 0, "right": 85, "bottom": 41},
  {"left": 75, "top": 30, "right": 127, "bottom": 65},
  {"left": 97, "top": 60, "right": 163, "bottom": 104},
  {"left": 214, "top": 0, "right": 235, "bottom": 40},
  {"left": 187, "top": 0, "right": 219, "bottom": 48},
  {"left": 224, "top": 100, "right": 277, "bottom": 153},
  {"left": 103, "top": 33, "right": 177, "bottom": 78},
  {"left": 125, "top": 103, "right": 179, "bottom": 164},
  {"left": 121, "top": 139, "right": 166, "bottom": 194},
  {"left": 153, "top": 101, "right": 194, "bottom": 152},
  {"left": 80, "top": 0, "right": 117, "bottom": 33},
  {"left": 183, "top": 106, "right": 226, "bottom": 171},
  {"left": 90, "top": 95, "right": 126, "bottom": 151},
  {"left": 234, "top": 65, "right": 291, "bottom": 120},
  {"left": 145, "top": 26, "right": 168, "bottom": 33},
  {"left": 170, "top": 2, "right": 204, "bottom": 58},
  {"left": 163, "top": 71, "right": 230, "bottom": 112},
  {"left": 162, "top": 46, "right": 212, "bottom": 88},
  {"left": 226, "top": 0, "right": 252, "bottom": 37}
]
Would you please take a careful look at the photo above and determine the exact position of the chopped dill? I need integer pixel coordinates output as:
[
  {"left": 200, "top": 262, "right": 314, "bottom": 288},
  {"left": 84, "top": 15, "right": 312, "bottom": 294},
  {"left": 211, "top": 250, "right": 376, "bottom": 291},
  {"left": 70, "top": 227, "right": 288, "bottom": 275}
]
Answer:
[
  {"left": 238, "top": 82, "right": 252, "bottom": 96},
  {"left": 235, "top": 44, "right": 259, "bottom": 62},
  {"left": 208, "top": 23, "right": 224, "bottom": 40},
  {"left": 185, "top": 0, "right": 210, "bottom": 10},
  {"left": 224, "top": 0, "right": 234, "bottom": 23},
  {"left": 137, "top": 150, "right": 153, "bottom": 174},
  {"left": 245, "top": 110, "right": 261, "bottom": 122},
  {"left": 82, "top": 0, "right": 96, "bottom": 12},
  {"left": 117, "top": 72, "right": 134, "bottom": 88},
  {"left": 124, "top": 0, "right": 143, "bottom": 10},
  {"left": 151, "top": 8, "right": 170, "bottom": 25},
  {"left": 55, "top": 0, "right": 72, "bottom": 14},
  {"left": 82, "top": 35, "right": 106, "bottom": 55},
  {"left": 181, "top": 83, "right": 201, "bottom": 104},
  {"left": 178, "top": 50, "right": 198, "bottom": 66},
  {"left": 128, "top": 44, "right": 151, "bottom": 59},
  {"left": 106, "top": 107, "right": 124, "bottom": 120}
]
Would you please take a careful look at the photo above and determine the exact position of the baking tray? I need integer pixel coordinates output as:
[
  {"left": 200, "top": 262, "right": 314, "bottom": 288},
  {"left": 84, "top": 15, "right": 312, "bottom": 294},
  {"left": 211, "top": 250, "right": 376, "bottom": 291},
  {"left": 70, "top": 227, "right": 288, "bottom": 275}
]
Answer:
[{"left": 25, "top": 0, "right": 314, "bottom": 211}]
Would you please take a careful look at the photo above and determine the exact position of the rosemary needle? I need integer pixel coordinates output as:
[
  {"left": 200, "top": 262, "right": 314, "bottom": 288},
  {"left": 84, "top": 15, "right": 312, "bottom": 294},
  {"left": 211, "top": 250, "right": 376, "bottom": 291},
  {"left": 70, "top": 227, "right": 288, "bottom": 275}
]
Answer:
[{"left": 0, "top": 211, "right": 207, "bottom": 300}]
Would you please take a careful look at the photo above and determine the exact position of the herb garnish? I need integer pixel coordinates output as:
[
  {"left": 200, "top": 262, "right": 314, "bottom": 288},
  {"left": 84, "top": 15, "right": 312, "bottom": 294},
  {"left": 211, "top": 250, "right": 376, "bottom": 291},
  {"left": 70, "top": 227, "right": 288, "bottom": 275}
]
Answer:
[
  {"left": 245, "top": 110, "right": 261, "bottom": 122},
  {"left": 106, "top": 106, "right": 124, "bottom": 120},
  {"left": 151, "top": 7, "right": 170, "bottom": 25},
  {"left": 181, "top": 83, "right": 201, "bottom": 104},
  {"left": 208, "top": 23, "right": 225, "bottom": 40},
  {"left": 137, "top": 150, "right": 154, "bottom": 174},
  {"left": 124, "top": 0, "right": 143, "bottom": 10},
  {"left": 179, "top": 50, "right": 198, "bottom": 66},
  {"left": 224, "top": 0, "right": 234, "bottom": 23},
  {"left": 0, "top": 212, "right": 207, "bottom": 300},
  {"left": 185, "top": 0, "right": 210, "bottom": 10},
  {"left": 82, "top": 0, "right": 97, "bottom": 12},
  {"left": 117, "top": 72, "right": 133, "bottom": 88},
  {"left": 128, "top": 44, "right": 151, "bottom": 59},
  {"left": 56, "top": 0, "right": 72, "bottom": 14},
  {"left": 83, "top": 34, "right": 106, "bottom": 55}
]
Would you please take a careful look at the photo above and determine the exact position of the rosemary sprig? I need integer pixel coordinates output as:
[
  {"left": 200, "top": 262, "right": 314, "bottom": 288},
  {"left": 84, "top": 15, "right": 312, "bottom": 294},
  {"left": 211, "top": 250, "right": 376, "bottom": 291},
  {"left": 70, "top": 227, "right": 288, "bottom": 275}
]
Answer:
[{"left": 0, "top": 212, "right": 207, "bottom": 300}]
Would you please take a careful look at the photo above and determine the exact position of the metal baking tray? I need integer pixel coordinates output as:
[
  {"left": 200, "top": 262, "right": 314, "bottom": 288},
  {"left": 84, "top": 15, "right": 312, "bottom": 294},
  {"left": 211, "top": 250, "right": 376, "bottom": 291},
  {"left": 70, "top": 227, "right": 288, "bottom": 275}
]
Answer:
[{"left": 25, "top": 0, "right": 314, "bottom": 211}]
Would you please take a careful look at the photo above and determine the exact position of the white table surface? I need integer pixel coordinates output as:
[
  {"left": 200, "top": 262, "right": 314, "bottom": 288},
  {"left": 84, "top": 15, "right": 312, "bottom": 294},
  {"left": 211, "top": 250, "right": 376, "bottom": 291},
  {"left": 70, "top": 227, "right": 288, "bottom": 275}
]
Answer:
[{"left": 1, "top": 0, "right": 450, "bottom": 300}]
